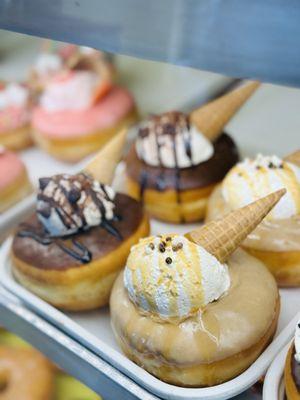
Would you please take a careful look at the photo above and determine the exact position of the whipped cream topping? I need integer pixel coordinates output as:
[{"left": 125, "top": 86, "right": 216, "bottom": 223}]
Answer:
[
  {"left": 135, "top": 111, "right": 214, "bottom": 169},
  {"left": 37, "top": 173, "right": 116, "bottom": 237},
  {"left": 40, "top": 70, "right": 99, "bottom": 112},
  {"left": 222, "top": 154, "right": 300, "bottom": 220},
  {"left": 0, "top": 83, "right": 29, "bottom": 111},
  {"left": 33, "top": 53, "right": 63, "bottom": 76},
  {"left": 295, "top": 321, "right": 300, "bottom": 363},
  {"left": 124, "top": 234, "right": 230, "bottom": 321}
]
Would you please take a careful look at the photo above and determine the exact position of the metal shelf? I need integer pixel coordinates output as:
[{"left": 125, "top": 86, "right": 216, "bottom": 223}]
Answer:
[
  {"left": 0, "top": 0, "right": 300, "bottom": 86},
  {"left": 0, "top": 287, "right": 158, "bottom": 400}
]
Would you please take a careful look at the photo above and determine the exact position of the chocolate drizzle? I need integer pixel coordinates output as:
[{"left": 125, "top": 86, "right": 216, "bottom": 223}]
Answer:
[
  {"left": 17, "top": 224, "right": 92, "bottom": 264},
  {"left": 18, "top": 173, "right": 122, "bottom": 264},
  {"left": 137, "top": 112, "right": 193, "bottom": 221}
]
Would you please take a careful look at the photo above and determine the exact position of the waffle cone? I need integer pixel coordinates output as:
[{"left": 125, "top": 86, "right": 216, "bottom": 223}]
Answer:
[
  {"left": 190, "top": 81, "right": 260, "bottom": 142},
  {"left": 186, "top": 189, "right": 286, "bottom": 263},
  {"left": 83, "top": 128, "right": 127, "bottom": 184},
  {"left": 284, "top": 150, "right": 300, "bottom": 167}
]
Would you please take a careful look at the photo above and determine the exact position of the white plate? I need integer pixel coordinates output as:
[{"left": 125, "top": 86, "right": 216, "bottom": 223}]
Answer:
[
  {"left": 263, "top": 342, "right": 290, "bottom": 400},
  {"left": 1, "top": 236, "right": 299, "bottom": 400}
]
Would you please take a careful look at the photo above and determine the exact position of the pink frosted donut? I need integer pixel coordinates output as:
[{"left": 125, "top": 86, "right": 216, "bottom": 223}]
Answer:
[
  {"left": 32, "top": 86, "right": 135, "bottom": 139},
  {"left": 0, "top": 149, "right": 26, "bottom": 191}
]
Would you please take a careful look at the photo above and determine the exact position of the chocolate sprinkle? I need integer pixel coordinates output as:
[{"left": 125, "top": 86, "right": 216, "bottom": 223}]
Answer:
[{"left": 165, "top": 257, "right": 172, "bottom": 264}]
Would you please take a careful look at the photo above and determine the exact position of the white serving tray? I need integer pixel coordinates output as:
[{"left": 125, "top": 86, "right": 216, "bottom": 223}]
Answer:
[
  {"left": 263, "top": 342, "right": 291, "bottom": 400},
  {"left": 1, "top": 234, "right": 300, "bottom": 400}
]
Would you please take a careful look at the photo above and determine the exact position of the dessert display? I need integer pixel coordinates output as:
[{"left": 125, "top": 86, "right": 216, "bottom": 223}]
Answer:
[
  {"left": 206, "top": 152, "right": 300, "bottom": 286},
  {"left": 110, "top": 189, "right": 284, "bottom": 387},
  {"left": 0, "top": 147, "right": 32, "bottom": 213},
  {"left": 284, "top": 321, "right": 300, "bottom": 399},
  {"left": 0, "top": 82, "right": 32, "bottom": 150},
  {"left": 0, "top": 345, "right": 53, "bottom": 399},
  {"left": 125, "top": 81, "right": 259, "bottom": 223},
  {"left": 11, "top": 130, "right": 150, "bottom": 311}
]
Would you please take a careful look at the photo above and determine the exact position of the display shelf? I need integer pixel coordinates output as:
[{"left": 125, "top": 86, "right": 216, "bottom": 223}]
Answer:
[{"left": 1, "top": 1, "right": 300, "bottom": 86}]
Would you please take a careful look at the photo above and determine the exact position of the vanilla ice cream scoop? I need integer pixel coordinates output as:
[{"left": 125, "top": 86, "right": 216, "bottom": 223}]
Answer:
[
  {"left": 124, "top": 234, "right": 230, "bottom": 321},
  {"left": 135, "top": 111, "right": 214, "bottom": 169},
  {"left": 222, "top": 154, "right": 300, "bottom": 220},
  {"left": 37, "top": 173, "right": 116, "bottom": 237},
  {"left": 295, "top": 321, "right": 300, "bottom": 363}
]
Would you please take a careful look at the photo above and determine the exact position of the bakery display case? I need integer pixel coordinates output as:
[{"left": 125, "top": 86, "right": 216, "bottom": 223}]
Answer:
[{"left": 0, "top": 2, "right": 299, "bottom": 400}]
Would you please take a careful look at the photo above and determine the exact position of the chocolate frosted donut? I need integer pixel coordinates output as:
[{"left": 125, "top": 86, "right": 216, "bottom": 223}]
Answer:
[
  {"left": 11, "top": 173, "right": 150, "bottom": 311},
  {"left": 126, "top": 133, "right": 238, "bottom": 192},
  {"left": 125, "top": 110, "right": 239, "bottom": 223},
  {"left": 12, "top": 193, "right": 144, "bottom": 271}
]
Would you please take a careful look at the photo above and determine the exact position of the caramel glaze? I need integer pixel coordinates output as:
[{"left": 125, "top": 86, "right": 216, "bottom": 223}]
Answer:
[
  {"left": 12, "top": 194, "right": 143, "bottom": 271},
  {"left": 125, "top": 133, "right": 239, "bottom": 193},
  {"left": 110, "top": 249, "right": 279, "bottom": 367},
  {"left": 292, "top": 345, "right": 300, "bottom": 391},
  {"left": 207, "top": 186, "right": 300, "bottom": 252}
]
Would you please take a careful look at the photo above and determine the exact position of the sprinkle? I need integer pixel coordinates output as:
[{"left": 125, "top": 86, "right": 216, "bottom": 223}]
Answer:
[
  {"left": 166, "top": 237, "right": 172, "bottom": 242},
  {"left": 159, "top": 243, "right": 166, "bottom": 253},
  {"left": 172, "top": 242, "right": 183, "bottom": 251},
  {"left": 149, "top": 243, "right": 154, "bottom": 250},
  {"left": 165, "top": 257, "right": 172, "bottom": 264}
]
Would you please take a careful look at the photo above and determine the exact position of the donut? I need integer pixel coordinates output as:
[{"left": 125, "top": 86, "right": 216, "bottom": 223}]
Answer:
[
  {"left": 110, "top": 190, "right": 283, "bottom": 386},
  {"left": 32, "top": 83, "right": 137, "bottom": 162},
  {"left": 0, "top": 83, "right": 32, "bottom": 151},
  {"left": 124, "top": 82, "right": 260, "bottom": 223},
  {"left": 126, "top": 128, "right": 238, "bottom": 223},
  {"left": 0, "top": 148, "right": 32, "bottom": 213},
  {"left": 0, "top": 346, "right": 53, "bottom": 400},
  {"left": 11, "top": 173, "right": 149, "bottom": 311},
  {"left": 206, "top": 153, "right": 300, "bottom": 287}
]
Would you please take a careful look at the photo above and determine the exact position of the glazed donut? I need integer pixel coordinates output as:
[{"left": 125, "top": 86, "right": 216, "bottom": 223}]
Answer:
[
  {"left": 11, "top": 175, "right": 149, "bottom": 311},
  {"left": 0, "top": 83, "right": 32, "bottom": 151},
  {"left": 110, "top": 190, "right": 283, "bottom": 387},
  {"left": 0, "top": 346, "right": 53, "bottom": 400},
  {"left": 0, "top": 148, "right": 32, "bottom": 213},
  {"left": 206, "top": 153, "right": 300, "bottom": 287}
]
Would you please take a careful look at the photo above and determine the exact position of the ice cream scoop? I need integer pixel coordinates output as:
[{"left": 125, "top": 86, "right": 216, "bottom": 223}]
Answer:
[
  {"left": 135, "top": 111, "right": 214, "bottom": 168},
  {"left": 124, "top": 234, "right": 230, "bottom": 320},
  {"left": 222, "top": 154, "right": 300, "bottom": 220}
]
